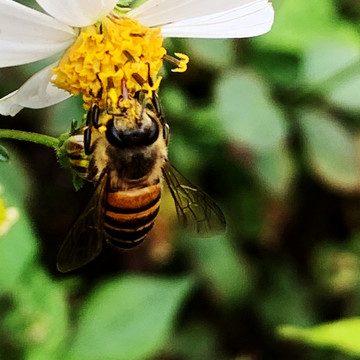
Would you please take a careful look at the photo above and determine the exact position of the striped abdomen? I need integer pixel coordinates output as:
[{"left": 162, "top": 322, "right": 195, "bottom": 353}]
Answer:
[{"left": 104, "top": 183, "right": 161, "bottom": 248}]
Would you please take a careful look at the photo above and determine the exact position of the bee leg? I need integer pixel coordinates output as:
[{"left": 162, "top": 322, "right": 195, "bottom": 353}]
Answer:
[
  {"left": 84, "top": 127, "right": 92, "bottom": 155},
  {"left": 92, "top": 104, "right": 100, "bottom": 129},
  {"left": 84, "top": 106, "right": 93, "bottom": 155},
  {"left": 84, "top": 103, "right": 101, "bottom": 155},
  {"left": 152, "top": 93, "right": 162, "bottom": 117}
]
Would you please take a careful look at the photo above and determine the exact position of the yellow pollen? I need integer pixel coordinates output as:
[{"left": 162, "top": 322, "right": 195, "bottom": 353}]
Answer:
[
  {"left": 98, "top": 125, "right": 107, "bottom": 133},
  {"left": 52, "top": 17, "right": 166, "bottom": 112}
]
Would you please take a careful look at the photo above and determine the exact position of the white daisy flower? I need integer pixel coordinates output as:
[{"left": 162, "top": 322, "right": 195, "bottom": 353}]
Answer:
[{"left": 0, "top": 0, "right": 274, "bottom": 116}]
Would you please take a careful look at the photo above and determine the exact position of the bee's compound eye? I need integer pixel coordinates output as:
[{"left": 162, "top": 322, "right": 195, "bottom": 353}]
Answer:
[
  {"left": 142, "top": 118, "right": 159, "bottom": 146},
  {"left": 163, "top": 123, "right": 169, "bottom": 143},
  {"left": 105, "top": 118, "right": 159, "bottom": 148},
  {"left": 105, "top": 119, "right": 124, "bottom": 148}
]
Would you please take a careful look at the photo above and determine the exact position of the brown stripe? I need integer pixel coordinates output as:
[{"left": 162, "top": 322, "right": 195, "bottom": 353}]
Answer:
[
  {"left": 105, "top": 222, "right": 154, "bottom": 243},
  {"left": 107, "top": 236, "right": 146, "bottom": 249},
  {"left": 104, "top": 207, "right": 159, "bottom": 230}
]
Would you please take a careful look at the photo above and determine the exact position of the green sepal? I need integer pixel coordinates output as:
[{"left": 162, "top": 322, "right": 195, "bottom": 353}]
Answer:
[
  {"left": 72, "top": 173, "right": 85, "bottom": 191},
  {"left": 56, "top": 119, "right": 84, "bottom": 170}
]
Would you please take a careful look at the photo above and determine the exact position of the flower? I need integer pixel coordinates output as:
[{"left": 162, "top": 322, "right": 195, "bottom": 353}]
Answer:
[
  {"left": 0, "top": 0, "right": 274, "bottom": 116},
  {"left": 0, "top": 185, "right": 19, "bottom": 237}
]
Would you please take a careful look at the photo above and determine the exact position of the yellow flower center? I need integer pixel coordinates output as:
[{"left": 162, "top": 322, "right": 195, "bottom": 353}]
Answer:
[{"left": 52, "top": 16, "right": 167, "bottom": 112}]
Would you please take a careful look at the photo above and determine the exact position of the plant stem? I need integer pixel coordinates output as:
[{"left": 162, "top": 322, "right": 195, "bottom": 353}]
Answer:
[{"left": 0, "top": 129, "right": 59, "bottom": 149}]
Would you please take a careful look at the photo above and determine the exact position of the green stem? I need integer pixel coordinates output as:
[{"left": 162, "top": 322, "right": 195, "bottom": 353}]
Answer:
[{"left": 0, "top": 129, "right": 59, "bottom": 149}]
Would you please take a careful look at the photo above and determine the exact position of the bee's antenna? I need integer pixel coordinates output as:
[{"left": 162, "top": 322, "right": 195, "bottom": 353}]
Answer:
[
  {"left": 95, "top": 73, "right": 104, "bottom": 100},
  {"left": 139, "top": 97, "right": 147, "bottom": 122},
  {"left": 147, "top": 63, "right": 153, "bottom": 88}
]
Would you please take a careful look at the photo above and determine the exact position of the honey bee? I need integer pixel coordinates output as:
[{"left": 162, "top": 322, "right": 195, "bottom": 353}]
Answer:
[{"left": 57, "top": 90, "right": 226, "bottom": 272}]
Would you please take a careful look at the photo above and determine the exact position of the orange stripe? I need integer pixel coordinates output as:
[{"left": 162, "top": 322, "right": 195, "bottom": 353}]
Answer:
[{"left": 107, "top": 184, "right": 161, "bottom": 209}]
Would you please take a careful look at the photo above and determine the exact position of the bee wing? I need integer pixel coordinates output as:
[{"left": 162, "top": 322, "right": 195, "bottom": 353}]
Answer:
[
  {"left": 56, "top": 172, "right": 108, "bottom": 272},
  {"left": 162, "top": 162, "right": 226, "bottom": 236}
]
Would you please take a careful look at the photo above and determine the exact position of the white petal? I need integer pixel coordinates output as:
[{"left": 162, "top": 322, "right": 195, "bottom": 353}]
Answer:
[
  {"left": 0, "top": 0, "right": 75, "bottom": 67},
  {"left": 128, "top": 0, "right": 270, "bottom": 28},
  {"left": 36, "top": 0, "right": 119, "bottom": 27},
  {"left": 0, "top": 41, "right": 72, "bottom": 68},
  {"left": 0, "top": 63, "right": 72, "bottom": 116},
  {"left": 160, "top": 1, "right": 274, "bottom": 38}
]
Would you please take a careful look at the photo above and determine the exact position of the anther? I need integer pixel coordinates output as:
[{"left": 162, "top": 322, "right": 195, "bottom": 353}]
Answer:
[
  {"left": 132, "top": 73, "right": 146, "bottom": 87},
  {"left": 163, "top": 53, "right": 189, "bottom": 73},
  {"left": 123, "top": 50, "right": 135, "bottom": 62}
]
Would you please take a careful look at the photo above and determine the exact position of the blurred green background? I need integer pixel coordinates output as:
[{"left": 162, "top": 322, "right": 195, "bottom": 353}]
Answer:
[{"left": 1, "top": 0, "right": 360, "bottom": 359}]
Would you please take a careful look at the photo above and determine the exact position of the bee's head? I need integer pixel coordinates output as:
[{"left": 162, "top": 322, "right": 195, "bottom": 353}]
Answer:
[{"left": 105, "top": 109, "right": 159, "bottom": 148}]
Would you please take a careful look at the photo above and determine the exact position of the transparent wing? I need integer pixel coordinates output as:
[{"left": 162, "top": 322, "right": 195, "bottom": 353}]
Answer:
[
  {"left": 162, "top": 162, "right": 226, "bottom": 236},
  {"left": 56, "top": 172, "right": 108, "bottom": 272}
]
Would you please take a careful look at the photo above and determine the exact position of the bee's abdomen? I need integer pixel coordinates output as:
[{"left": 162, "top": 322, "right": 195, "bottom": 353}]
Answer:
[{"left": 104, "top": 183, "right": 161, "bottom": 248}]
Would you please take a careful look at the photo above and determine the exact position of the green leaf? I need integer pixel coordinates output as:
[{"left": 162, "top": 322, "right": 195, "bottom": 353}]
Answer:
[
  {"left": 0, "top": 146, "right": 30, "bottom": 206},
  {"left": 0, "top": 144, "right": 9, "bottom": 162},
  {"left": 3, "top": 267, "right": 68, "bottom": 360},
  {"left": 258, "top": 263, "right": 314, "bottom": 327},
  {"left": 255, "top": 0, "right": 360, "bottom": 55},
  {"left": 328, "top": 71, "right": 360, "bottom": 113},
  {"left": 68, "top": 275, "right": 194, "bottom": 360},
  {"left": 0, "top": 150, "right": 37, "bottom": 291},
  {"left": 0, "top": 209, "right": 37, "bottom": 292},
  {"left": 300, "top": 39, "right": 360, "bottom": 112},
  {"left": 278, "top": 318, "right": 360, "bottom": 356},
  {"left": 172, "top": 322, "right": 221, "bottom": 360},
  {"left": 0, "top": 150, "right": 68, "bottom": 359},
  {"left": 215, "top": 70, "right": 287, "bottom": 151},
  {"left": 302, "top": 40, "right": 360, "bottom": 86},
  {"left": 182, "top": 235, "right": 253, "bottom": 308},
  {"left": 255, "top": 141, "right": 295, "bottom": 197},
  {"left": 298, "top": 109, "right": 360, "bottom": 192},
  {"left": 185, "top": 39, "right": 236, "bottom": 69}
]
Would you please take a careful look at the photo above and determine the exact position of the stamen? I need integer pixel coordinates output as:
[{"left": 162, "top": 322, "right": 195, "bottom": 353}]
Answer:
[
  {"left": 123, "top": 50, "right": 136, "bottom": 62},
  {"left": 132, "top": 73, "right": 146, "bottom": 87},
  {"left": 163, "top": 52, "right": 190, "bottom": 73}
]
